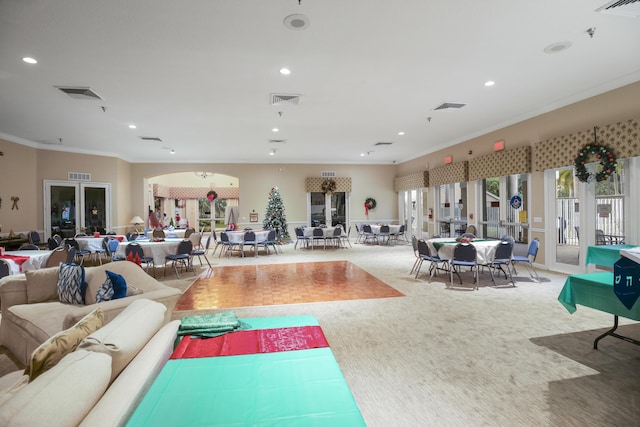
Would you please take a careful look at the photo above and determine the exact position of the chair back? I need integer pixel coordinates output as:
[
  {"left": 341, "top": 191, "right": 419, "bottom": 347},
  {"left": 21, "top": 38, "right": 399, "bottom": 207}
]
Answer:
[
  {"left": 295, "top": 227, "right": 304, "bottom": 238},
  {"left": 465, "top": 225, "right": 477, "bottom": 235},
  {"left": 152, "top": 229, "right": 166, "bottom": 239},
  {"left": 0, "top": 259, "right": 10, "bottom": 279},
  {"left": 184, "top": 228, "right": 196, "bottom": 238},
  {"left": 176, "top": 239, "right": 193, "bottom": 255},
  {"left": 595, "top": 229, "right": 607, "bottom": 245},
  {"left": 125, "top": 242, "right": 144, "bottom": 259},
  {"left": 460, "top": 233, "right": 476, "bottom": 239},
  {"left": 64, "top": 238, "right": 80, "bottom": 251},
  {"left": 267, "top": 229, "right": 277, "bottom": 241},
  {"left": 189, "top": 232, "right": 202, "bottom": 249},
  {"left": 220, "top": 232, "right": 230, "bottom": 243},
  {"left": 204, "top": 235, "right": 212, "bottom": 250},
  {"left": 28, "top": 231, "right": 41, "bottom": 245},
  {"left": 362, "top": 224, "right": 372, "bottom": 233},
  {"left": 493, "top": 240, "right": 513, "bottom": 261},
  {"left": 46, "top": 246, "right": 69, "bottom": 268},
  {"left": 108, "top": 238, "right": 119, "bottom": 253},
  {"left": 66, "top": 247, "right": 77, "bottom": 263},
  {"left": 528, "top": 238, "right": 540, "bottom": 260},
  {"left": 333, "top": 227, "right": 342, "bottom": 237},
  {"left": 411, "top": 235, "right": 418, "bottom": 253},
  {"left": 47, "top": 237, "right": 59, "bottom": 250},
  {"left": 18, "top": 244, "right": 40, "bottom": 250},
  {"left": 417, "top": 239, "right": 430, "bottom": 258},
  {"left": 126, "top": 231, "right": 138, "bottom": 241},
  {"left": 243, "top": 231, "right": 256, "bottom": 243},
  {"left": 313, "top": 228, "right": 324, "bottom": 237},
  {"left": 453, "top": 242, "right": 477, "bottom": 263},
  {"left": 101, "top": 237, "right": 112, "bottom": 257},
  {"left": 398, "top": 225, "right": 405, "bottom": 233},
  {"left": 500, "top": 235, "right": 515, "bottom": 245},
  {"left": 380, "top": 225, "right": 390, "bottom": 233},
  {"left": 53, "top": 235, "right": 63, "bottom": 246}
]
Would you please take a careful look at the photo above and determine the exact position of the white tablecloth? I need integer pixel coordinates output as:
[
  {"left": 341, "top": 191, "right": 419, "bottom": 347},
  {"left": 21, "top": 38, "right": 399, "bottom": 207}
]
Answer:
[
  {"left": 2, "top": 250, "right": 53, "bottom": 275},
  {"left": 226, "top": 230, "right": 271, "bottom": 244},
  {"left": 76, "top": 237, "right": 105, "bottom": 252},
  {"left": 115, "top": 239, "right": 182, "bottom": 265},
  {"left": 368, "top": 224, "right": 402, "bottom": 235},
  {"left": 426, "top": 238, "right": 501, "bottom": 265},
  {"left": 144, "top": 229, "right": 187, "bottom": 239},
  {"left": 303, "top": 227, "right": 341, "bottom": 238}
]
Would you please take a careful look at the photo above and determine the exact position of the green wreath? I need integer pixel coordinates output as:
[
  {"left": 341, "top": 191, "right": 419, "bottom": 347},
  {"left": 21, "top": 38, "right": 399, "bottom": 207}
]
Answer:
[
  {"left": 321, "top": 179, "right": 337, "bottom": 194},
  {"left": 364, "top": 197, "right": 377, "bottom": 210},
  {"left": 574, "top": 142, "right": 617, "bottom": 183}
]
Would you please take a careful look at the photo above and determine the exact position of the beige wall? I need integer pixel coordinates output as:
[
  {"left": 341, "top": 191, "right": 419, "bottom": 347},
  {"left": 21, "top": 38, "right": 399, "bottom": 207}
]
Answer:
[{"left": 0, "top": 140, "right": 38, "bottom": 235}]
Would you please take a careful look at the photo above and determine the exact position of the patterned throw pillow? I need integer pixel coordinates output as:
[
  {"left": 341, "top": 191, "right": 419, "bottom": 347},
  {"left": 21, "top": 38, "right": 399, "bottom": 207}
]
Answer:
[
  {"left": 24, "top": 307, "right": 104, "bottom": 382},
  {"left": 57, "top": 263, "right": 86, "bottom": 304},
  {"left": 106, "top": 270, "right": 127, "bottom": 299},
  {"left": 95, "top": 279, "right": 115, "bottom": 303}
]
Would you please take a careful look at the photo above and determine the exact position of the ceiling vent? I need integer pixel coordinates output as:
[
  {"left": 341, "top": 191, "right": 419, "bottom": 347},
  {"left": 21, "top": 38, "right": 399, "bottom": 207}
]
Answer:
[
  {"left": 37, "top": 138, "right": 63, "bottom": 145},
  {"left": 55, "top": 86, "right": 103, "bottom": 100},
  {"left": 321, "top": 171, "right": 337, "bottom": 178},
  {"left": 269, "top": 139, "right": 287, "bottom": 144},
  {"left": 374, "top": 142, "right": 393, "bottom": 147},
  {"left": 434, "top": 102, "right": 466, "bottom": 111},
  {"left": 139, "top": 136, "right": 163, "bottom": 142},
  {"left": 270, "top": 93, "right": 301, "bottom": 105},
  {"left": 596, "top": 0, "right": 640, "bottom": 17}
]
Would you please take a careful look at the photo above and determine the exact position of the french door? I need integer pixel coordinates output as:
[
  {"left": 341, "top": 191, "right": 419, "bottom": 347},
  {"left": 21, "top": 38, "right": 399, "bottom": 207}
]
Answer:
[
  {"left": 308, "top": 192, "right": 349, "bottom": 229},
  {"left": 44, "top": 180, "right": 111, "bottom": 238},
  {"left": 478, "top": 174, "right": 530, "bottom": 242}
]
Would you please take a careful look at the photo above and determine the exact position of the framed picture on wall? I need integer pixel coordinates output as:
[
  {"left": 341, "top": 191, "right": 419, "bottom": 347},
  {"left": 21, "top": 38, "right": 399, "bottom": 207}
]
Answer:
[{"left": 250, "top": 212, "right": 258, "bottom": 222}]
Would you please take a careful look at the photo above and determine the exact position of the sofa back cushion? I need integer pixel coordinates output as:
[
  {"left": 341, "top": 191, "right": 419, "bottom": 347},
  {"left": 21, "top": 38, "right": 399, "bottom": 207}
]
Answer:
[
  {"left": 25, "top": 267, "right": 60, "bottom": 304},
  {"left": 78, "top": 299, "right": 166, "bottom": 382},
  {"left": 84, "top": 261, "right": 160, "bottom": 305},
  {"left": 0, "top": 350, "right": 112, "bottom": 427},
  {"left": 24, "top": 307, "right": 104, "bottom": 382}
]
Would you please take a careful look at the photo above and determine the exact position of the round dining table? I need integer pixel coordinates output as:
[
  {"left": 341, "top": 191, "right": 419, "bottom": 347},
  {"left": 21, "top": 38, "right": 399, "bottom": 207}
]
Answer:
[
  {"left": 1, "top": 250, "right": 53, "bottom": 275},
  {"left": 426, "top": 237, "right": 501, "bottom": 265},
  {"left": 114, "top": 239, "right": 182, "bottom": 265}
]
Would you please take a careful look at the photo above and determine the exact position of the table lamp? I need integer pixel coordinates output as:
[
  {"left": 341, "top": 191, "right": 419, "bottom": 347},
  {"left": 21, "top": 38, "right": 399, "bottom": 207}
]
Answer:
[{"left": 130, "top": 216, "right": 144, "bottom": 233}]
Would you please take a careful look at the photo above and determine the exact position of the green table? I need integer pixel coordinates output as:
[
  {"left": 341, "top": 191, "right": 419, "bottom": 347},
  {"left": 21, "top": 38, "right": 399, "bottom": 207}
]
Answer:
[
  {"left": 558, "top": 272, "right": 640, "bottom": 349},
  {"left": 585, "top": 244, "right": 637, "bottom": 268}
]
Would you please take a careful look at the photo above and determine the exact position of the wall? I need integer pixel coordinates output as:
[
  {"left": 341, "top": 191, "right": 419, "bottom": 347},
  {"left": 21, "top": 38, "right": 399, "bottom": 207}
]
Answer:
[{"left": 0, "top": 140, "right": 38, "bottom": 235}]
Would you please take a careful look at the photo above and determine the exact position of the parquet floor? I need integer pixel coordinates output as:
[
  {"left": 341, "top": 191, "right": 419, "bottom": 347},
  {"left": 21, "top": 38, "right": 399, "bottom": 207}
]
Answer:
[{"left": 173, "top": 260, "right": 404, "bottom": 311}]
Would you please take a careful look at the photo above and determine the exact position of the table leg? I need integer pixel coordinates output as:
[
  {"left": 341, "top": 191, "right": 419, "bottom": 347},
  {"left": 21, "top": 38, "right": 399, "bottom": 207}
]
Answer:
[{"left": 593, "top": 315, "right": 640, "bottom": 349}]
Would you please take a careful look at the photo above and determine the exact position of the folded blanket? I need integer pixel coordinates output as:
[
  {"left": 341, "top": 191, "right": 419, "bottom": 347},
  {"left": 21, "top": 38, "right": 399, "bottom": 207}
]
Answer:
[{"left": 178, "top": 311, "right": 251, "bottom": 338}]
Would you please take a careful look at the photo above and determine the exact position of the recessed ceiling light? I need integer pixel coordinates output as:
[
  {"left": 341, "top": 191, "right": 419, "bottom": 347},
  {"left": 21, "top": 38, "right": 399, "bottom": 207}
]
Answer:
[
  {"left": 360, "top": 153, "right": 365, "bottom": 157},
  {"left": 398, "top": 131, "right": 405, "bottom": 136},
  {"left": 544, "top": 41, "right": 572, "bottom": 54},
  {"left": 484, "top": 81, "right": 495, "bottom": 87},
  {"left": 22, "top": 57, "right": 37, "bottom": 64},
  {"left": 269, "top": 149, "right": 276, "bottom": 156},
  {"left": 170, "top": 149, "right": 175, "bottom": 154},
  {"left": 128, "top": 124, "right": 137, "bottom": 129},
  {"left": 284, "top": 14, "right": 310, "bottom": 31},
  {"left": 272, "top": 128, "right": 279, "bottom": 132},
  {"left": 279, "top": 68, "right": 291, "bottom": 75}
]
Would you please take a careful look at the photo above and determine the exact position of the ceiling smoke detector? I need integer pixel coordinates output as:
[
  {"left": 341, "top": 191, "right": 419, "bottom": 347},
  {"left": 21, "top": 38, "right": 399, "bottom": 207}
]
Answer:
[{"left": 284, "top": 14, "right": 310, "bottom": 30}]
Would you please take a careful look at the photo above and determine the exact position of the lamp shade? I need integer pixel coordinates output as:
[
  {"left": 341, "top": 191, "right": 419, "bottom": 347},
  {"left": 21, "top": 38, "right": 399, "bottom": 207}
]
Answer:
[{"left": 130, "top": 216, "right": 144, "bottom": 225}]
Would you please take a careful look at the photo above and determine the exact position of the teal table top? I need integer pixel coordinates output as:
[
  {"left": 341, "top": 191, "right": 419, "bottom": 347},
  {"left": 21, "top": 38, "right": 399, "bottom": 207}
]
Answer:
[
  {"left": 585, "top": 244, "right": 637, "bottom": 267},
  {"left": 558, "top": 272, "right": 640, "bottom": 321}
]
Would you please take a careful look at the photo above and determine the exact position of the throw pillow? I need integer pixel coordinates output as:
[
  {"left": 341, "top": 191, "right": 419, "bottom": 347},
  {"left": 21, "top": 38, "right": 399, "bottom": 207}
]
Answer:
[
  {"left": 95, "top": 278, "right": 115, "bottom": 302},
  {"left": 106, "top": 270, "right": 127, "bottom": 299},
  {"left": 57, "top": 262, "right": 87, "bottom": 304},
  {"left": 24, "top": 307, "right": 104, "bottom": 382},
  {"left": 126, "top": 285, "right": 144, "bottom": 297},
  {"left": 25, "top": 267, "right": 60, "bottom": 304}
]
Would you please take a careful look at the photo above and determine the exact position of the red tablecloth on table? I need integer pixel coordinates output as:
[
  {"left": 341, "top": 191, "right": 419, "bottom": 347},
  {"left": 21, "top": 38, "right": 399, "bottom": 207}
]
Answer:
[{"left": 0, "top": 254, "right": 30, "bottom": 271}]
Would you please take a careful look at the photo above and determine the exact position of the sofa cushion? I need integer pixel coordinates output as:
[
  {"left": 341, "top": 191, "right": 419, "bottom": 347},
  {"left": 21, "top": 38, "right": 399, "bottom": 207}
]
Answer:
[
  {"left": 24, "top": 307, "right": 104, "bottom": 382},
  {"left": 57, "top": 263, "right": 86, "bottom": 305},
  {"left": 78, "top": 299, "right": 166, "bottom": 382},
  {"left": 25, "top": 267, "right": 59, "bottom": 304},
  {"left": 0, "top": 350, "right": 112, "bottom": 427},
  {"left": 106, "top": 270, "right": 127, "bottom": 299},
  {"left": 0, "top": 371, "right": 28, "bottom": 407}
]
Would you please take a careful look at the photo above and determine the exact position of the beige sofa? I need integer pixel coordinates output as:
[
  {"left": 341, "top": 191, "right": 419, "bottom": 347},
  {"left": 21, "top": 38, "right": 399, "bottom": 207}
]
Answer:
[
  {"left": 0, "top": 260, "right": 182, "bottom": 365},
  {"left": 0, "top": 299, "right": 181, "bottom": 427}
]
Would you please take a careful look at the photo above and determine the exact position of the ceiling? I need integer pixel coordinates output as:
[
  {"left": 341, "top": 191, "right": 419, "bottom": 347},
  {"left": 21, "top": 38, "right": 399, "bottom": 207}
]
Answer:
[{"left": 1, "top": 0, "right": 640, "bottom": 165}]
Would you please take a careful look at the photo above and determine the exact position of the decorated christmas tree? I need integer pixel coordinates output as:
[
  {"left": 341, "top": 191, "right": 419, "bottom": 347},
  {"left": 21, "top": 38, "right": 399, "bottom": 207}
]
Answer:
[{"left": 263, "top": 186, "right": 289, "bottom": 240}]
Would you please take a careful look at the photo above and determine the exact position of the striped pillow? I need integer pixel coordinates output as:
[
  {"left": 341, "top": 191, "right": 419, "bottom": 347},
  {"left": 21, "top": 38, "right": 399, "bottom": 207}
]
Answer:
[{"left": 57, "top": 263, "right": 86, "bottom": 304}]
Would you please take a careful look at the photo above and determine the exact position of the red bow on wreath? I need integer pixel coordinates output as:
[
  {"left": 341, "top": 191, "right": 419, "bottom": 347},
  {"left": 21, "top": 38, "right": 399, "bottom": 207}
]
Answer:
[{"left": 364, "top": 202, "right": 370, "bottom": 216}]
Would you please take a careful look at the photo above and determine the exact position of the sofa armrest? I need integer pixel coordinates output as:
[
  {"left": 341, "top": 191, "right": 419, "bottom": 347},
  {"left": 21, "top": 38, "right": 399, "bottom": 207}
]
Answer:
[
  {"left": 62, "top": 288, "right": 182, "bottom": 329},
  {"left": 0, "top": 275, "right": 28, "bottom": 315}
]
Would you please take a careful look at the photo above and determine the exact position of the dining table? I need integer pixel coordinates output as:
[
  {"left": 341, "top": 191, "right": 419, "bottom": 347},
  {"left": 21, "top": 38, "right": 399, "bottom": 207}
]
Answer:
[
  {"left": 426, "top": 237, "right": 501, "bottom": 265},
  {"left": 585, "top": 244, "right": 637, "bottom": 268},
  {"left": 302, "top": 226, "right": 343, "bottom": 249},
  {"left": 225, "top": 230, "right": 271, "bottom": 255},
  {"left": 144, "top": 229, "right": 188, "bottom": 239},
  {"left": 114, "top": 239, "right": 183, "bottom": 266},
  {"left": 0, "top": 250, "right": 53, "bottom": 275}
]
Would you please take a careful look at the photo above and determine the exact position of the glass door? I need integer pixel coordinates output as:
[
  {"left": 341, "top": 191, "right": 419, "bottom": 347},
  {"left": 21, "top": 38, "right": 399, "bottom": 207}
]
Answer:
[
  {"left": 308, "top": 192, "right": 349, "bottom": 229},
  {"left": 435, "top": 183, "right": 466, "bottom": 237},
  {"left": 480, "top": 174, "right": 529, "bottom": 242},
  {"left": 44, "top": 181, "right": 111, "bottom": 238}
]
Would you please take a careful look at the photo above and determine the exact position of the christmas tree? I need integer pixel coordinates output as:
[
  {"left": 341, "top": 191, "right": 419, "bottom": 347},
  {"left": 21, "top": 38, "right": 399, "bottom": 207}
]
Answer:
[{"left": 263, "top": 186, "right": 289, "bottom": 240}]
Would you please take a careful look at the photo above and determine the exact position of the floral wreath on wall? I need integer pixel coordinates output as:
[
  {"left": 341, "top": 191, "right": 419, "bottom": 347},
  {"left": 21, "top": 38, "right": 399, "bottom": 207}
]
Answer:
[
  {"left": 321, "top": 179, "right": 337, "bottom": 194},
  {"left": 573, "top": 127, "right": 617, "bottom": 183},
  {"left": 207, "top": 190, "right": 218, "bottom": 202},
  {"left": 364, "top": 197, "right": 377, "bottom": 215}
]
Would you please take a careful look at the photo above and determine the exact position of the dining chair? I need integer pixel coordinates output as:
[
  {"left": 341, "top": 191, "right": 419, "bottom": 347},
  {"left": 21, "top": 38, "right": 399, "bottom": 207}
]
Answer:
[
  {"left": 107, "top": 238, "right": 124, "bottom": 261},
  {"left": 219, "top": 232, "right": 233, "bottom": 257},
  {"left": 28, "top": 231, "right": 47, "bottom": 249},
  {"left": 294, "top": 227, "right": 310, "bottom": 249},
  {"left": 410, "top": 235, "right": 421, "bottom": 275},
  {"left": 184, "top": 228, "right": 196, "bottom": 239},
  {"left": 45, "top": 246, "right": 71, "bottom": 268},
  {"left": 191, "top": 234, "right": 212, "bottom": 269},
  {"left": 329, "top": 226, "right": 342, "bottom": 248},
  {"left": 242, "top": 231, "right": 257, "bottom": 257},
  {"left": 164, "top": 239, "right": 193, "bottom": 278},
  {"left": 125, "top": 242, "right": 155, "bottom": 275},
  {"left": 258, "top": 229, "right": 279, "bottom": 255},
  {"left": 0, "top": 259, "right": 10, "bottom": 279},
  {"left": 415, "top": 239, "right": 447, "bottom": 281},
  {"left": 340, "top": 225, "right": 352, "bottom": 248},
  {"left": 311, "top": 227, "right": 325, "bottom": 250},
  {"left": 486, "top": 240, "right": 515, "bottom": 287},
  {"left": 361, "top": 224, "right": 377, "bottom": 245},
  {"left": 511, "top": 238, "right": 540, "bottom": 280},
  {"left": 465, "top": 225, "right": 477, "bottom": 235},
  {"left": 17, "top": 244, "right": 40, "bottom": 250},
  {"left": 209, "top": 230, "right": 221, "bottom": 256},
  {"left": 354, "top": 224, "right": 363, "bottom": 244},
  {"left": 450, "top": 242, "right": 478, "bottom": 290},
  {"left": 378, "top": 225, "right": 390, "bottom": 245},
  {"left": 64, "top": 238, "right": 91, "bottom": 265},
  {"left": 152, "top": 229, "right": 166, "bottom": 239}
]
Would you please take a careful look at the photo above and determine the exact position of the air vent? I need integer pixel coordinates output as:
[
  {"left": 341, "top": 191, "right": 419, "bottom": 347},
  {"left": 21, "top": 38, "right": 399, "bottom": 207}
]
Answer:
[
  {"left": 139, "top": 136, "right": 163, "bottom": 142},
  {"left": 434, "top": 102, "right": 466, "bottom": 111},
  {"left": 269, "top": 139, "right": 287, "bottom": 144},
  {"left": 68, "top": 172, "right": 91, "bottom": 181},
  {"left": 55, "top": 86, "right": 103, "bottom": 100},
  {"left": 321, "top": 171, "right": 337, "bottom": 178},
  {"left": 37, "top": 138, "right": 63, "bottom": 145},
  {"left": 374, "top": 142, "right": 393, "bottom": 146},
  {"left": 270, "top": 93, "right": 301, "bottom": 105},
  {"left": 596, "top": 0, "right": 640, "bottom": 17}
]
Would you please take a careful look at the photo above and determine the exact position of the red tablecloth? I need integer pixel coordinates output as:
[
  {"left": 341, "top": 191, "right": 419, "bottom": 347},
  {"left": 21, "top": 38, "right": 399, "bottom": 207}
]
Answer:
[{"left": 0, "top": 254, "right": 30, "bottom": 271}]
